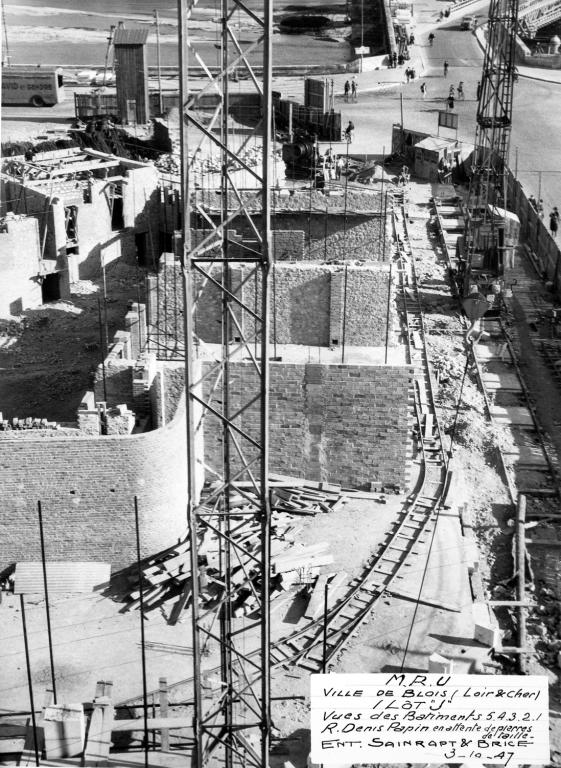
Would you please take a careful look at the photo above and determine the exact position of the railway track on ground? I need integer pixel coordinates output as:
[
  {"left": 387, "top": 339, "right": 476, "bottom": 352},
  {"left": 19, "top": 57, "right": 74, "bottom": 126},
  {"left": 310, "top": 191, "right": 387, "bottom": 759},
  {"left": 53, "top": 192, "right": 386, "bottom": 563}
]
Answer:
[
  {"left": 431, "top": 193, "right": 561, "bottom": 506},
  {"left": 263, "top": 189, "right": 451, "bottom": 674},
  {"left": 116, "top": 189, "right": 451, "bottom": 708}
]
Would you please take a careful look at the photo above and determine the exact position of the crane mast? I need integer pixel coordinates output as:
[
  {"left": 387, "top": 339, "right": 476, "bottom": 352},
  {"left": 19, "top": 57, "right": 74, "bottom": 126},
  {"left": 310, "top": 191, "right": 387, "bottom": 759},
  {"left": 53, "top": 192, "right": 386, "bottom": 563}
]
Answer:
[
  {"left": 463, "top": 0, "right": 520, "bottom": 303},
  {"left": 178, "top": 0, "right": 273, "bottom": 764}
]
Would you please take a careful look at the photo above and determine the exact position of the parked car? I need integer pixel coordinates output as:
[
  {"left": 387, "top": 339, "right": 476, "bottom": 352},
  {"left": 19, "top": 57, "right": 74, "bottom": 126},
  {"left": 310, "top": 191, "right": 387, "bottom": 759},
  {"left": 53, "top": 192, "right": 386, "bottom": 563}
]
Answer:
[
  {"left": 92, "top": 71, "right": 117, "bottom": 86},
  {"left": 461, "top": 15, "right": 476, "bottom": 30}
]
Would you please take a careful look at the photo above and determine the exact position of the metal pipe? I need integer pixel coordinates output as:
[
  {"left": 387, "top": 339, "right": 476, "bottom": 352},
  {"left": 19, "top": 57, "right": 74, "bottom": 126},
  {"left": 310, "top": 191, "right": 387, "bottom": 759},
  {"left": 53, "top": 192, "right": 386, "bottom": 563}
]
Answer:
[
  {"left": 133, "top": 496, "right": 149, "bottom": 768},
  {"left": 37, "top": 501, "right": 57, "bottom": 704},
  {"left": 20, "top": 595, "right": 40, "bottom": 767}
]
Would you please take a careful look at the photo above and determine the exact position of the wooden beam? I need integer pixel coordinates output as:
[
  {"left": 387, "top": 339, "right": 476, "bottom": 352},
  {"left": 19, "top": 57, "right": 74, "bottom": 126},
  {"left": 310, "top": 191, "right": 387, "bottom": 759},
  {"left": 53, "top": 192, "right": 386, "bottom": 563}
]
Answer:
[{"left": 159, "top": 678, "right": 170, "bottom": 752}]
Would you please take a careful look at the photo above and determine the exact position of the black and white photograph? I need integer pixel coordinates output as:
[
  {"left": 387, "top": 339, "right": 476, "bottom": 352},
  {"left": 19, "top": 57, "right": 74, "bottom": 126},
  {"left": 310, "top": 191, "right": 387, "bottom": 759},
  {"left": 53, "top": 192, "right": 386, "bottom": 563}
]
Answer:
[{"left": 1, "top": 0, "right": 561, "bottom": 765}]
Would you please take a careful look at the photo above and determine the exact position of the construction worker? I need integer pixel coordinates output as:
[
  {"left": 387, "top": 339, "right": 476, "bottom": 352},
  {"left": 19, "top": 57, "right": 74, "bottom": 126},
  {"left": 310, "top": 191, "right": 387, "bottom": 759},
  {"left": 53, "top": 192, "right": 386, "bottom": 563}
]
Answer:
[
  {"left": 443, "top": 60, "right": 449, "bottom": 77},
  {"left": 428, "top": 32, "right": 435, "bottom": 46},
  {"left": 458, "top": 81, "right": 465, "bottom": 99}
]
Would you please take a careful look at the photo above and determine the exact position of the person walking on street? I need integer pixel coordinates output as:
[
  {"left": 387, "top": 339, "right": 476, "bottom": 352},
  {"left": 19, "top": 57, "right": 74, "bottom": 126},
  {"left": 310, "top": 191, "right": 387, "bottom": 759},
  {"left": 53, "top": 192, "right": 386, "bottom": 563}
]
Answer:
[
  {"left": 553, "top": 206, "right": 560, "bottom": 222},
  {"left": 420, "top": 82, "right": 427, "bottom": 98},
  {"left": 344, "top": 79, "right": 350, "bottom": 102},
  {"left": 351, "top": 77, "right": 357, "bottom": 101},
  {"left": 449, "top": 84, "right": 455, "bottom": 97},
  {"left": 344, "top": 121, "right": 355, "bottom": 143},
  {"left": 447, "top": 94, "right": 455, "bottom": 110},
  {"left": 429, "top": 32, "right": 435, "bottom": 46},
  {"left": 458, "top": 81, "right": 464, "bottom": 99},
  {"left": 550, "top": 211, "right": 559, "bottom": 238},
  {"left": 443, "top": 60, "right": 449, "bottom": 77}
]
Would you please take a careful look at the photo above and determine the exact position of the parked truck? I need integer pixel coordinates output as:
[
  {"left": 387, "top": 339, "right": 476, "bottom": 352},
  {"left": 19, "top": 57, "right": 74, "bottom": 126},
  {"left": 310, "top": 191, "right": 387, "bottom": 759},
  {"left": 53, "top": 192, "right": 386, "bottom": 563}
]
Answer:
[{"left": 2, "top": 66, "right": 66, "bottom": 107}]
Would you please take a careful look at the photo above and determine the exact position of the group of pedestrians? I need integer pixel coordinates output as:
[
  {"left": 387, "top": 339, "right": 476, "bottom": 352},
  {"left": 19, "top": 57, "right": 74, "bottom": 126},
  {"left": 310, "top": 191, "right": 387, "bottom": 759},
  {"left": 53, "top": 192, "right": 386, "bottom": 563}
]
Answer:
[{"left": 343, "top": 76, "right": 358, "bottom": 102}]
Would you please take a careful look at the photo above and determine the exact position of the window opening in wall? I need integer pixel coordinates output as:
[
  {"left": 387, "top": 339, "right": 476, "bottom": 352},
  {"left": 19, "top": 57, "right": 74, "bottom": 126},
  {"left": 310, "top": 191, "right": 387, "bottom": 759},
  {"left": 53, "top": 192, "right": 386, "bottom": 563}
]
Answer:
[
  {"left": 160, "top": 230, "right": 173, "bottom": 253},
  {"left": 64, "top": 205, "right": 78, "bottom": 245},
  {"left": 57, "top": 74, "right": 64, "bottom": 87},
  {"left": 107, "top": 182, "right": 124, "bottom": 230},
  {"left": 331, "top": 339, "right": 339, "bottom": 345},
  {"left": 41, "top": 272, "right": 61, "bottom": 303},
  {"left": 135, "top": 232, "right": 148, "bottom": 265}
]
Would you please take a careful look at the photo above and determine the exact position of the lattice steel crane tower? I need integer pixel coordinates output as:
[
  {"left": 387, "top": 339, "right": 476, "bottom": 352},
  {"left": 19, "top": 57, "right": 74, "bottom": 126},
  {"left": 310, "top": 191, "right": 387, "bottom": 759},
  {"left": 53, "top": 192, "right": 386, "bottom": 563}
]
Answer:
[
  {"left": 462, "top": 0, "right": 520, "bottom": 300},
  {"left": 177, "top": 0, "right": 273, "bottom": 764}
]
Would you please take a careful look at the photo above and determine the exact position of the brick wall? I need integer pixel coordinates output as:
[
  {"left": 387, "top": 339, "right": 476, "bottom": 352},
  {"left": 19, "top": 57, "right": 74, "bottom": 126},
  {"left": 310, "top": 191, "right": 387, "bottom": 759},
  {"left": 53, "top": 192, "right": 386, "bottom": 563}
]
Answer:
[
  {"left": 202, "top": 361, "right": 413, "bottom": 490},
  {"left": 0, "top": 216, "right": 43, "bottom": 316},
  {"left": 0, "top": 398, "right": 189, "bottom": 573}
]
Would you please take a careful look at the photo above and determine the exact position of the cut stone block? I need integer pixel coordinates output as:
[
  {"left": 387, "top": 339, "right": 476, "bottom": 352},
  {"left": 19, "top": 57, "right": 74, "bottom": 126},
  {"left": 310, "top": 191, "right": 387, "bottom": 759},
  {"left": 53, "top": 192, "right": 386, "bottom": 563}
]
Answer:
[
  {"left": 43, "top": 703, "right": 85, "bottom": 759},
  {"left": 473, "top": 602, "right": 499, "bottom": 647},
  {"left": 428, "top": 652, "right": 454, "bottom": 674}
]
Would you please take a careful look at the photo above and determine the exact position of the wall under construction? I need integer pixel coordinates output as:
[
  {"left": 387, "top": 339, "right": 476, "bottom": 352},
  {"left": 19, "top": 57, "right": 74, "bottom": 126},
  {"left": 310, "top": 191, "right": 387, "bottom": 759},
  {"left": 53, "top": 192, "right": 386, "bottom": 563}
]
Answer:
[
  {"left": 202, "top": 359, "right": 413, "bottom": 490},
  {"left": 0, "top": 216, "right": 44, "bottom": 316},
  {"left": 148, "top": 256, "right": 397, "bottom": 350}
]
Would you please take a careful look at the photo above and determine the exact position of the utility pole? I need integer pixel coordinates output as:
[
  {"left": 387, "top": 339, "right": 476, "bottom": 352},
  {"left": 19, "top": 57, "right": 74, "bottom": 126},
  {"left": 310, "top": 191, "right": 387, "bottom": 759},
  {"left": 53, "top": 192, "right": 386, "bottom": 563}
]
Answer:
[{"left": 153, "top": 10, "right": 163, "bottom": 116}]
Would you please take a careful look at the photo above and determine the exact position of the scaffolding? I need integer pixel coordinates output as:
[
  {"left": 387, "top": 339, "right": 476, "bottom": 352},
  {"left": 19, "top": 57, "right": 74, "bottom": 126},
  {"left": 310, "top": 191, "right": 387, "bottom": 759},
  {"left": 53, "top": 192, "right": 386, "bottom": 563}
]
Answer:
[
  {"left": 177, "top": 0, "right": 273, "bottom": 764},
  {"left": 463, "top": 0, "right": 519, "bottom": 295}
]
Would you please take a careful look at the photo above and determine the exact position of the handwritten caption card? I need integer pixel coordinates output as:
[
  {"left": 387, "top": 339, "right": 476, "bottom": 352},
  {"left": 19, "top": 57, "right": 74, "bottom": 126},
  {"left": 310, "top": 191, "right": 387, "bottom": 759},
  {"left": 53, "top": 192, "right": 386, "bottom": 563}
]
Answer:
[{"left": 311, "top": 673, "right": 549, "bottom": 765}]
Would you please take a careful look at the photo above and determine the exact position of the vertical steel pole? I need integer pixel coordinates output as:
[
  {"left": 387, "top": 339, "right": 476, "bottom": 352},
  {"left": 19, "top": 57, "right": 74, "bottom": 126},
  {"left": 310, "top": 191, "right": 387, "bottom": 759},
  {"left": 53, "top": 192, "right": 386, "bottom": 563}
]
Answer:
[
  {"left": 134, "top": 497, "right": 149, "bottom": 768},
  {"left": 322, "top": 582, "right": 329, "bottom": 672},
  {"left": 20, "top": 595, "right": 40, "bottom": 767},
  {"left": 37, "top": 501, "right": 56, "bottom": 704},
  {"left": 385, "top": 260, "right": 392, "bottom": 365},
  {"left": 177, "top": 0, "right": 203, "bottom": 764},
  {"left": 341, "top": 264, "right": 348, "bottom": 364},
  {"left": 154, "top": 9, "right": 164, "bottom": 116},
  {"left": 261, "top": 0, "right": 273, "bottom": 760}
]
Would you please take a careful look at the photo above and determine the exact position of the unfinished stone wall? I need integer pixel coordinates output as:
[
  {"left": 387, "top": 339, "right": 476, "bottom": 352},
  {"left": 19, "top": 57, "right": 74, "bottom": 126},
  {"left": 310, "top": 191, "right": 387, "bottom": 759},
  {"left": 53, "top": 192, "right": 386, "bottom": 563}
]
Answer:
[
  {"left": 0, "top": 399, "right": 188, "bottom": 572},
  {"left": 202, "top": 361, "right": 413, "bottom": 490},
  {"left": 0, "top": 216, "right": 43, "bottom": 316},
  {"left": 148, "top": 258, "right": 397, "bottom": 350},
  {"left": 3, "top": 164, "right": 160, "bottom": 281}
]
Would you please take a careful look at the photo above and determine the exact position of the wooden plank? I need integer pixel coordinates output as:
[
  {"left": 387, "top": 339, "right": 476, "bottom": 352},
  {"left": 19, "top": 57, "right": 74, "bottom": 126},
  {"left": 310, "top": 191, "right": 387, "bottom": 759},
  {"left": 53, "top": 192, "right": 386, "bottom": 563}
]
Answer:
[
  {"left": 304, "top": 574, "right": 329, "bottom": 620},
  {"left": 168, "top": 580, "right": 192, "bottom": 625},
  {"left": 111, "top": 717, "right": 191, "bottom": 732}
]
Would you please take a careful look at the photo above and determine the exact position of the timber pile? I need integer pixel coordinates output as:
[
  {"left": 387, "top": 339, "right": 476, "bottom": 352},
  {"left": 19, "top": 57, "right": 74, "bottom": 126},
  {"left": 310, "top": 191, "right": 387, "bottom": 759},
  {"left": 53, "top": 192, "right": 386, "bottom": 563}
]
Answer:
[
  {"left": 118, "top": 481, "right": 344, "bottom": 622},
  {"left": 271, "top": 484, "right": 344, "bottom": 516},
  {"left": 118, "top": 539, "right": 192, "bottom": 624}
]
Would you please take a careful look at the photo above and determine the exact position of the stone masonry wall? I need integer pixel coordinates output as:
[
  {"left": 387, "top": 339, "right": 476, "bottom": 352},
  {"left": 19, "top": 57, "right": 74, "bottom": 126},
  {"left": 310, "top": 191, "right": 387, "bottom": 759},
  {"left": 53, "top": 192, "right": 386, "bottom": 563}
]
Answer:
[
  {"left": 0, "top": 400, "right": 188, "bottom": 572},
  {"left": 202, "top": 361, "right": 413, "bottom": 490},
  {"left": 0, "top": 216, "right": 43, "bottom": 316},
  {"left": 149, "top": 258, "right": 397, "bottom": 349}
]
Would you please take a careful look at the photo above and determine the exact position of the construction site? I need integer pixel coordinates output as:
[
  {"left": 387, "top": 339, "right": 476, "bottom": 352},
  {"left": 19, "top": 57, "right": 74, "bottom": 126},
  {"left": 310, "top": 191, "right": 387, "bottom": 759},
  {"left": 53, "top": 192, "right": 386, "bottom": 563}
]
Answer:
[{"left": 1, "top": 0, "right": 561, "bottom": 765}]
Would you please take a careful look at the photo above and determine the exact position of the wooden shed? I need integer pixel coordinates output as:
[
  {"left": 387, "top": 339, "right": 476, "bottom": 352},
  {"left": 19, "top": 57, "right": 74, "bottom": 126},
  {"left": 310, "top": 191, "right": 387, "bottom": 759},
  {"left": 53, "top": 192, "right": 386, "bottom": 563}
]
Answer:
[{"left": 113, "top": 26, "right": 150, "bottom": 125}]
